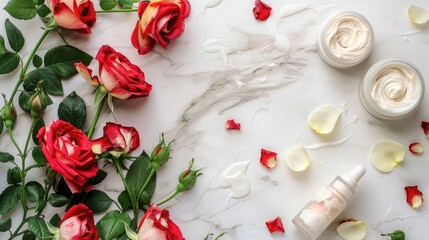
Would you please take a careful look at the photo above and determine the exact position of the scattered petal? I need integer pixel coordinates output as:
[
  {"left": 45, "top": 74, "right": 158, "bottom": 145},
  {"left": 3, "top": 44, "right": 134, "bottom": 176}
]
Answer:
[
  {"left": 260, "top": 149, "right": 277, "bottom": 169},
  {"left": 265, "top": 217, "right": 285, "bottom": 233},
  {"left": 421, "top": 121, "right": 429, "bottom": 138},
  {"left": 253, "top": 0, "right": 272, "bottom": 21},
  {"left": 370, "top": 140, "right": 404, "bottom": 173},
  {"left": 405, "top": 185, "right": 423, "bottom": 208},
  {"left": 409, "top": 5, "right": 429, "bottom": 25},
  {"left": 284, "top": 146, "right": 310, "bottom": 172},
  {"left": 409, "top": 142, "right": 424, "bottom": 155},
  {"left": 225, "top": 119, "right": 241, "bottom": 130},
  {"left": 337, "top": 220, "right": 366, "bottom": 240},
  {"left": 307, "top": 104, "right": 342, "bottom": 134}
]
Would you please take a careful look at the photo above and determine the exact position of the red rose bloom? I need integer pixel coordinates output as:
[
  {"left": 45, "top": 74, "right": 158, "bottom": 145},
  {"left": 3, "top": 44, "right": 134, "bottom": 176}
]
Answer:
[
  {"left": 91, "top": 122, "right": 140, "bottom": 157},
  {"left": 48, "top": 0, "right": 96, "bottom": 34},
  {"left": 37, "top": 120, "right": 97, "bottom": 193},
  {"left": 75, "top": 45, "right": 152, "bottom": 100},
  {"left": 131, "top": 0, "right": 191, "bottom": 55},
  {"left": 59, "top": 204, "right": 98, "bottom": 239},
  {"left": 137, "top": 205, "right": 184, "bottom": 240}
]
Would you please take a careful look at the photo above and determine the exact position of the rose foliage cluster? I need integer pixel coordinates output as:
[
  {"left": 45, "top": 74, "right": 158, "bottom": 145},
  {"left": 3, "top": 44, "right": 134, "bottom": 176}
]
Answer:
[{"left": 0, "top": 0, "right": 197, "bottom": 239}]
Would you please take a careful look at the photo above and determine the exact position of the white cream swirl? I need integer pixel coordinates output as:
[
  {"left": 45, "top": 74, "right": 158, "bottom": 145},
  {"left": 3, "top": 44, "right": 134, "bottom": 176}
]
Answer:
[
  {"left": 325, "top": 14, "right": 372, "bottom": 60},
  {"left": 371, "top": 64, "right": 421, "bottom": 112}
]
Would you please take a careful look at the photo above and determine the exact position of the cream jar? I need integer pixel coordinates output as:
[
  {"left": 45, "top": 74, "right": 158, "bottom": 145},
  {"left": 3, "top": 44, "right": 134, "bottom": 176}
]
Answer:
[
  {"left": 359, "top": 58, "right": 425, "bottom": 120},
  {"left": 317, "top": 11, "right": 374, "bottom": 68}
]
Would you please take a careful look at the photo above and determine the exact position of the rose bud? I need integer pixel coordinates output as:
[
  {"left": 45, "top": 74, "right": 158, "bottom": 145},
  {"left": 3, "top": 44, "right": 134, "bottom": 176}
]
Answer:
[
  {"left": 177, "top": 159, "right": 203, "bottom": 193},
  {"left": 1, "top": 94, "right": 16, "bottom": 129},
  {"left": 28, "top": 91, "right": 49, "bottom": 119},
  {"left": 91, "top": 122, "right": 140, "bottom": 158},
  {"left": 49, "top": 203, "right": 98, "bottom": 239},
  {"left": 151, "top": 135, "right": 171, "bottom": 170},
  {"left": 47, "top": 0, "right": 96, "bottom": 34}
]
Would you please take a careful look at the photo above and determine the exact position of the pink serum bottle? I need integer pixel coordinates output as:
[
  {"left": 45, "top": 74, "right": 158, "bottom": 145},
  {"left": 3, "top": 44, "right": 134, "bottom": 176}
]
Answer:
[{"left": 292, "top": 165, "right": 366, "bottom": 240}]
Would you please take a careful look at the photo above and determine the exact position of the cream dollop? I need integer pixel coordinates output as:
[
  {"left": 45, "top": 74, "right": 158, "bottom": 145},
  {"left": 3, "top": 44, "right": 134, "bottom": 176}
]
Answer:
[
  {"left": 371, "top": 64, "right": 421, "bottom": 112},
  {"left": 325, "top": 14, "right": 372, "bottom": 60}
]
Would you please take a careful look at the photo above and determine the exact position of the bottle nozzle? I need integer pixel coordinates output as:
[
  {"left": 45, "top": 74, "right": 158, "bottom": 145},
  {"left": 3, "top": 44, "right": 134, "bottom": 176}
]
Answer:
[{"left": 341, "top": 164, "right": 366, "bottom": 188}]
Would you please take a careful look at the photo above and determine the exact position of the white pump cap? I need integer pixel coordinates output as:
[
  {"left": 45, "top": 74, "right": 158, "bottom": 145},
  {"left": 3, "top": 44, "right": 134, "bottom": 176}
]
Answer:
[{"left": 341, "top": 164, "right": 366, "bottom": 189}]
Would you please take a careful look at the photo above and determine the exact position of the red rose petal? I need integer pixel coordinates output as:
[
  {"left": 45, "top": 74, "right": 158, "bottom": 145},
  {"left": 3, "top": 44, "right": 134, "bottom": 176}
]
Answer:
[
  {"left": 260, "top": 148, "right": 277, "bottom": 169},
  {"left": 225, "top": 119, "right": 241, "bottom": 130},
  {"left": 405, "top": 185, "right": 424, "bottom": 208},
  {"left": 265, "top": 217, "right": 285, "bottom": 233},
  {"left": 409, "top": 142, "right": 424, "bottom": 155},
  {"left": 253, "top": 0, "right": 272, "bottom": 21},
  {"left": 421, "top": 121, "right": 429, "bottom": 138}
]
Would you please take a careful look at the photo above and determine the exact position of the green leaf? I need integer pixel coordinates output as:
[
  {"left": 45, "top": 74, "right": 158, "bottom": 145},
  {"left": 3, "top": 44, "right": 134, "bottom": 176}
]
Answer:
[
  {"left": 48, "top": 193, "right": 68, "bottom": 207},
  {"left": 37, "top": 4, "right": 50, "bottom": 18},
  {"left": 0, "top": 52, "right": 20, "bottom": 74},
  {"left": 22, "top": 231, "right": 36, "bottom": 240},
  {"left": 49, "top": 214, "right": 61, "bottom": 228},
  {"left": 5, "top": 18, "right": 24, "bottom": 53},
  {"left": 32, "top": 118, "right": 44, "bottom": 145},
  {"left": 100, "top": 0, "right": 118, "bottom": 10},
  {"left": 25, "top": 181, "right": 44, "bottom": 202},
  {"left": 96, "top": 210, "right": 131, "bottom": 240},
  {"left": 125, "top": 152, "right": 156, "bottom": 209},
  {"left": 0, "top": 185, "right": 21, "bottom": 215},
  {"left": 4, "top": 0, "right": 37, "bottom": 20},
  {"left": 33, "top": 0, "right": 44, "bottom": 5},
  {"left": 118, "top": 191, "right": 132, "bottom": 211},
  {"left": 18, "top": 91, "right": 32, "bottom": 113},
  {"left": 58, "top": 91, "right": 87, "bottom": 129},
  {"left": 32, "top": 54, "right": 42, "bottom": 68},
  {"left": 7, "top": 167, "right": 21, "bottom": 184},
  {"left": 44, "top": 45, "right": 93, "bottom": 78},
  {"left": 0, "top": 35, "right": 8, "bottom": 55},
  {"left": 27, "top": 216, "right": 52, "bottom": 239},
  {"left": 24, "top": 67, "right": 63, "bottom": 95},
  {"left": 83, "top": 190, "right": 112, "bottom": 213},
  {"left": 0, "top": 217, "right": 12, "bottom": 232},
  {"left": 0, "top": 152, "right": 14, "bottom": 163},
  {"left": 32, "top": 146, "right": 47, "bottom": 166},
  {"left": 93, "top": 169, "right": 107, "bottom": 185},
  {"left": 118, "top": 0, "right": 132, "bottom": 9}
]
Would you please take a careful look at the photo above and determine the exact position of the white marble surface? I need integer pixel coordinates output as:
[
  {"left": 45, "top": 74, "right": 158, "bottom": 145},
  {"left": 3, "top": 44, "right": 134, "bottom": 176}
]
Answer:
[{"left": 1, "top": 0, "right": 429, "bottom": 239}]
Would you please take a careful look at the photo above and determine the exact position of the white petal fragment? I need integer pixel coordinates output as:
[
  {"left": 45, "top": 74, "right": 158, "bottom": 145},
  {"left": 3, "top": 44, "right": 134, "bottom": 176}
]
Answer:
[
  {"left": 284, "top": 146, "right": 310, "bottom": 172},
  {"left": 370, "top": 140, "right": 405, "bottom": 173},
  {"left": 308, "top": 104, "right": 342, "bottom": 134},
  {"left": 409, "top": 5, "right": 429, "bottom": 25},
  {"left": 337, "top": 221, "right": 366, "bottom": 240}
]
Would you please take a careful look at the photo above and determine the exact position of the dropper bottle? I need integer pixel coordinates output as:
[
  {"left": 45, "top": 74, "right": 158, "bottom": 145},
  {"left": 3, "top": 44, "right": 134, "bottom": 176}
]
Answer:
[{"left": 292, "top": 165, "right": 366, "bottom": 240}]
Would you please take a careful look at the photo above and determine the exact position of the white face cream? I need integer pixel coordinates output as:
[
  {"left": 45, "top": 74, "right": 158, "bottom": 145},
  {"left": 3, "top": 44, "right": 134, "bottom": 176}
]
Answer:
[
  {"left": 360, "top": 58, "right": 425, "bottom": 120},
  {"left": 317, "top": 11, "right": 374, "bottom": 68}
]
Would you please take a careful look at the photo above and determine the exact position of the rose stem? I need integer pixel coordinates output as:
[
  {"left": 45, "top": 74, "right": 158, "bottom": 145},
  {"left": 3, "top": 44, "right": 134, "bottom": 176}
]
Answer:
[
  {"left": 95, "top": 8, "right": 138, "bottom": 14},
  {"left": 157, "top": 190, "right": 180, "bottom": 206},
  {"left": 87, "top": 95, "right": 106, "bottom": 139}
]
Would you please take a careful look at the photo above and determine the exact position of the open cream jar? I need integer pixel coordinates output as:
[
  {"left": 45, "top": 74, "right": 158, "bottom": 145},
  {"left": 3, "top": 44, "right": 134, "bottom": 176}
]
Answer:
[
  {"left": 360, "top": 58, "right": 425, "bottom": 120},
  {"left": 317, "top": 11, "right": 374, "bottom": 68}
]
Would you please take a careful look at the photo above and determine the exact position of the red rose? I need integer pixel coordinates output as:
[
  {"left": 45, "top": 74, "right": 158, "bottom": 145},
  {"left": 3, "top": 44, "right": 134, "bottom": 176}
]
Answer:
[
  {"left": 59, "top": 204, "right": 98, "bottom": 240},
  {"left": 91, "top": 122, "right": 140, "bottom": 156},
  {"left": 137, "top": 205, "right": 184, "bottom": 240},
  {"left": 48, "top": 0, "right": 96, "bottom": 34},
  {"left": 37, "top": 120, "right": 97, "bottom": 193},
  {"left": 131, "top": 0, "right": 191, "bottom": 55},
  {"left": 75, "top": 45, "right": 152, "bottom": 100}
]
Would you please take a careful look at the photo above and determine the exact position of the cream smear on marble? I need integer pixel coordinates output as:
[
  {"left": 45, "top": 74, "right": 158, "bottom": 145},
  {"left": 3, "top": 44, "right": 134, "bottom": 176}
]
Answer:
[
  {"left": 219, "top": 161, "right": 251, "bottom": 199},
  {"left": 279, "top": 4, "right": 342, "bottom": 19}
]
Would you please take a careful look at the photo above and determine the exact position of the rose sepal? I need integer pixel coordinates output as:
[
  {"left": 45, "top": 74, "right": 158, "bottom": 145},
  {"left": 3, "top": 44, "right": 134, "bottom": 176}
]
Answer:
[
  {"left": 47, "top": 223, "right": 60, "bottom": 240},
  {"left": 124, "top": 222, "right": 138, "bottom": 240}
]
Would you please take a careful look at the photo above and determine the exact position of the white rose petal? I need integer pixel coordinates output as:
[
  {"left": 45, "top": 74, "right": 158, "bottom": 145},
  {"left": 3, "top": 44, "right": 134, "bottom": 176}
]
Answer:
[
  {"left": 409, "top": 5, "right": 429, "bottom": 25},
  {"left": 337, "top": 221, "right": 366, "bottom": 240},
  {"left": 370, "top": 140, "right": 405, "bottom": 173},
  {"left": 308, "top": 104, "right": 342, "bottom": 134},
  {"left": 284, "top": 146, "right": 311, "bottom": 172}
]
